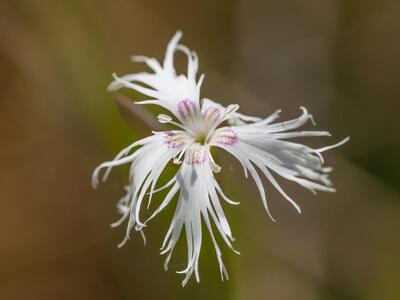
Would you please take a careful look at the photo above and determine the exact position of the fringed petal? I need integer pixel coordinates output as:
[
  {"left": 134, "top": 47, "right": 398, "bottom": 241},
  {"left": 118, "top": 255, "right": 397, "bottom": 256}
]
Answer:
[
  {"left": 108, "top": 31, "right": 202, "bottom": 119},
  {"left": 156, "top": 158, "right": 238, "bottom": 286},
  {"left": 212, "top": 107, "right": 348, "bottom": 218}
]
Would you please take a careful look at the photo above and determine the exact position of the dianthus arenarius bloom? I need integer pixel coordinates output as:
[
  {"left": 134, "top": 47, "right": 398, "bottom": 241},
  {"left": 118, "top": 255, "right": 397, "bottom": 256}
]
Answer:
[{"left": 92, "top": 31, "right": 349, "bottom": 286}]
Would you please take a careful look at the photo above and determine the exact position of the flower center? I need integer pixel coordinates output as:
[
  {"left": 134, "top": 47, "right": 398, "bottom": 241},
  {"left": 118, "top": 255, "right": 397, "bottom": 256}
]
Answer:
[
  {"left": 194, "top": 132, "right": 207, "bottom": 145},
  {"left": 177, "top": 99, "right": 222, "bottom": 145},
  {"left": 158, "top": 100, "right": 240, "bottom": 147}
]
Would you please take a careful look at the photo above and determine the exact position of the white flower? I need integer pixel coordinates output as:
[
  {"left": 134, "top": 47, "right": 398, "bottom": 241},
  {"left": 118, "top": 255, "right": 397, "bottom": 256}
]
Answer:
[{"left": 92, "top": 31, "right": 349, "bottom": 286}]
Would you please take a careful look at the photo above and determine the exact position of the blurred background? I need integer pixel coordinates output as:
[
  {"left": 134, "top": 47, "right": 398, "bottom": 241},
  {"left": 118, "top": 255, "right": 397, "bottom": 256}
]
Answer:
[{"left": 1, "top": 0, "right": 399, "bottom": 299}]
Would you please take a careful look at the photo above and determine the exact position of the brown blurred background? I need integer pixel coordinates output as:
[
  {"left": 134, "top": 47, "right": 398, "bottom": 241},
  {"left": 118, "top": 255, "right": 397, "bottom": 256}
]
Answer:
[{"left": 1, "top": 0, "right": 399, "bottom": 299}]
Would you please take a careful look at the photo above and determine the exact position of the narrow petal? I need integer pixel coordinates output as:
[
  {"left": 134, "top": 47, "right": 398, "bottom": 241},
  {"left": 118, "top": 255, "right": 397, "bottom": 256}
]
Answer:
[
  {"left": 92, "top": 131, "right": 189, "bottom": 245},
  {"left": 108, "top": 32, "right": 202, "bottom": 119},
  {"left": 153, "top": 155, "right": 238, "bottom": 286},
  {"left": 212, "top": 108, "right": 348, "bottom": 218}
]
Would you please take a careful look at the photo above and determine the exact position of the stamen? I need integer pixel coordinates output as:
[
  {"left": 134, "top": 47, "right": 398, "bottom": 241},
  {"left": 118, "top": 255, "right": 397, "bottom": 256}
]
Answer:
[
  {"left": 157, "top": 114, "right": 172, "bottom": 123},
  {"left": 209, "top": 153, "right": 222, "bottom": 173},
  {"left": 210, "top": 161, "right": 221, "bottom": 173},
  {"left": 157, "top": 114, "right": 195, "bottom": 134},
  {"left": 173, "top": 148, "right": 187, "bottom": 164},
  {"left": 224, "top": 104, "right": 240, "bottom": 116}
]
